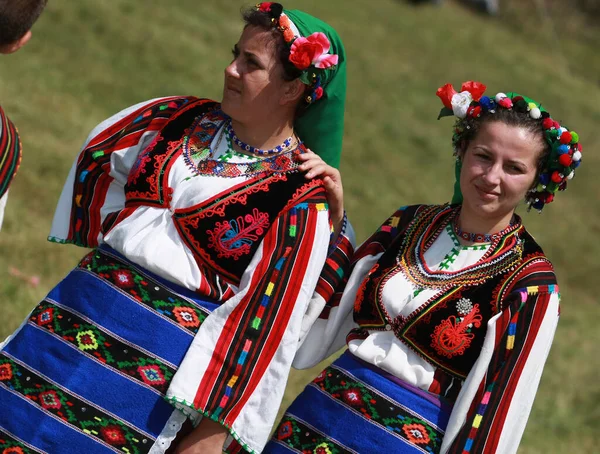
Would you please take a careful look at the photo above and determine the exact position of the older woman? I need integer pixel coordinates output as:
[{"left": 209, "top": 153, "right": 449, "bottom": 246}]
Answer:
[
  {"left": 266, "top": 82, "right": 582, "bottom": 453},
  {"left": 0, "top": 3, "right": 351, "bottom": 454}
]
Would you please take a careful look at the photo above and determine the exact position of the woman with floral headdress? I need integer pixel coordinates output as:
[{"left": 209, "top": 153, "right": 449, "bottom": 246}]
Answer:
[
  {"left": 0, "top": 3, "right": 353, "bottom": 454},
  {"left": 265, "top": 82, "right": 582, "bottom": 454}
]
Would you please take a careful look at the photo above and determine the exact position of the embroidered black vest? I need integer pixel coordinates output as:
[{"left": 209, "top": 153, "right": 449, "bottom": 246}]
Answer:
[
  {"left": 103, "top": 98, "right": 327, "bottom": 287},
  {"left": 353, "top": 204, "right": 555, "bottom": 380}
]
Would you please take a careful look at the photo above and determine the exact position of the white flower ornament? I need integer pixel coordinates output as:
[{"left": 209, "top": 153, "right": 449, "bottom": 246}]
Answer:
[{"left": 451, "top": 92, "right": 474, "bottom": 119}]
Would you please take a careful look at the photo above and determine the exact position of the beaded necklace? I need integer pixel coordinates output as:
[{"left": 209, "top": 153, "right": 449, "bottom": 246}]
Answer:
[
  {"left": 452, "top": 217, "right": 515, "bottom": 244},
  {"left": 396, "top": 205, "right": 523, "bottom": 289},
  {"left": 182, "top": 112, "right": 304, "bottom": 178},
  {"left": 226, "top": 121, "right": 295, "bottom": 156}
]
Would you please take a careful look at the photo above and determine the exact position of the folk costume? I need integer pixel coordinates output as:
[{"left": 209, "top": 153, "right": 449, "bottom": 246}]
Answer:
[
  {"left": 0, "top": 105, "right": 22, "bottom": 230},
  {"left": 267, "top": 83, "right": 581, "bottom": 454},
  {"left": 0, "top": 5, "right": 351, "bottom": 454}
]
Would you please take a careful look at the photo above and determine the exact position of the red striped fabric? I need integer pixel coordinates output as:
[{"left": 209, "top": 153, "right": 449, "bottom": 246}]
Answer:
[
  {"left": 0, "top": 105, "right": 22, "bottom": 199},
  {"left": 193, "top": 198, "right": 323, "bottom": 426}
]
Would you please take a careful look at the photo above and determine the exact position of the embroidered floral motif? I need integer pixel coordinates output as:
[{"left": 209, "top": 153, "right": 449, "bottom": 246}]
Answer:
[
  {"left": 36, "top": 307, "right": 54, "bottom": 326},
  {"left": 354, "top": 264, "right": 378, "bottom": 313},
  {"left": 277, "top": 421, "right": 294, "bottom": 441},
  {"left": 138, "top": 365, "right": 167, "bottom": 387},
  {"left": 431, "top": 300, "right": 482, "bottom": 358},
  {"left": 274, "top": 415, "right": 354, "bottom": 454},
  {"left": 314, "top": 442, "right": 334, "bottom": 454},
  {"left": 2, "top": 447, "right": 26, "bottom": 454},
  {"left": 0, "top": 354, "right": 153, "bottom": 453},
  {"left": 125, "top": 137, "right": 177, "bottom": 204},
  {"left": 31, "top": 300, "right": 176, "bottom": 394},
  {"left": 128, "top": 146, "right": 154, "bottom": 185},
  {"left": 39, "top": 390, "right": 62, "bottom": 410},
  {"left": 0, "top": 363, "right": 12, "bottom": 381},
  {"left": 206, "top": 208, "right": 271, "bottom": 260},
  {"left": 79, "top": 249, "right": 209, "bottom": 334},
  {"left": 402, "top": 423, "right": 431, "bottom": 445},
  {"left": 100, "top": 425, "right": 128, "bottom": 446},
  {"left": 172, "top": 306, "right": 202, "bottom": 329},
  {"left": 0, "top": 430, "right": 43, "bottom": 454},
  {"left": 76, "top": 330, "right": 99, "bottom": 351},
  {"left": 111, "top": 269, "right": 136, "bottom": 288},
  {"left": 303, "top": 364, "right": 444, "bottom": 452},
  {"left": 342, "top": 388, "right": 364, "bottom": 408}
]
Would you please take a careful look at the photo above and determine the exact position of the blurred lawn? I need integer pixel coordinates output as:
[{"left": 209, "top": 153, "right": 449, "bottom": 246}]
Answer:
[{"left": 1, "top": 1, "right": 598, "bottom": 452}]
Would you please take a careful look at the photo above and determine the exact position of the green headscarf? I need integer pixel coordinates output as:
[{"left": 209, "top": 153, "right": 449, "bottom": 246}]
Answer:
[{"left": 285, "top": 9, "right": 347, "bottom": 169}]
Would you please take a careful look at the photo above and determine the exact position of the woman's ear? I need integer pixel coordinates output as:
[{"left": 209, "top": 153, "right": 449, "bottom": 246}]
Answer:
[{"left": 281, "top": 79, "right": 305, "bottom": 106}]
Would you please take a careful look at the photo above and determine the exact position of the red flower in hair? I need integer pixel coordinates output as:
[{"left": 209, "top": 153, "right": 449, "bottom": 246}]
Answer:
[
  {"left": 436, "top": 83, "right": 457, "bottom": 109},
  {"left": 461, "top": 81, "right": 487, "bottom": 101},
  {"left": 289, "top": 33, "right": 338, "bottom": 70},
  {"left": 258, "top": 2, "right": 273, "bottom": 12}
]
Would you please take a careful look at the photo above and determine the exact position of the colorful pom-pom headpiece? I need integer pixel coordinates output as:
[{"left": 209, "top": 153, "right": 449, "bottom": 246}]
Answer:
[
  {"left": 436, "top": 81, "right": 582, "bottom": 212},
  {"left": 256, "top": 2, "right": 339, "bottom": 105}
]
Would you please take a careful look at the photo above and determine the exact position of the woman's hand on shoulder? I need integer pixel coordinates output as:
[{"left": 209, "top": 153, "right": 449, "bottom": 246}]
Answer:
[{"left": 299, "top": 149, "right": 344, "bottom": 233}]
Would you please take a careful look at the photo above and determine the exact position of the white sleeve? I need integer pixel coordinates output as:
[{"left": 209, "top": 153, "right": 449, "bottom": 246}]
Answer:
[{"left": 48, "top": 97, "right": 182, "bottom": 245}]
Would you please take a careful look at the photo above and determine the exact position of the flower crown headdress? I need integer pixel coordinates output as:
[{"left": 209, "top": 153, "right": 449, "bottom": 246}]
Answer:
[
  {"left": 256, "top": 2, "right": 339, "bottom": 105},
  {"left": 436, "top": 81, "right": 582, "bottom": 212}
]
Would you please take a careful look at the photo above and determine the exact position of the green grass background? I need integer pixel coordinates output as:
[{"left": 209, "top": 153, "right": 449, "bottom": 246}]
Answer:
[{"left": 1, "top": 1, "right": 598, "bottom": 451}]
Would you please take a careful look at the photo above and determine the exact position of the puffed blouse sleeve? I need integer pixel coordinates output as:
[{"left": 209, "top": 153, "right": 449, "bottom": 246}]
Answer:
[
  {"left": 293, "top": 206, "right": 411, "bottom": 369},
  {"left": 442, "top": 279, "right": 560, "bottom": 454},
  {"left": 48, "top": 96, "right": 192, "bottom": 247},
  {"left": 165, "top": 193, "right": 336, "bottom": 453}
]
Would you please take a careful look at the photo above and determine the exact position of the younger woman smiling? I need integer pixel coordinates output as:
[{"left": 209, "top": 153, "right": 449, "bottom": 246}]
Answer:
[{"left": 266, "top": 82, "right": 582, "bottom": 454}]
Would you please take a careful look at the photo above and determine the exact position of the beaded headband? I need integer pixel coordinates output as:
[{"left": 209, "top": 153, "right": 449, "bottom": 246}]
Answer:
[
  {"left": 256, "top": 2, "right": 339, "bottom": 105},
  {"left": 436, "top": 81, "right": 582, "bottom": 212}
]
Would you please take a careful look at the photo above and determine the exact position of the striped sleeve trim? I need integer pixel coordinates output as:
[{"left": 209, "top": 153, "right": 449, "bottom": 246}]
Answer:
[
  {"left": 60, "top": 97, "right": 189, "bottom": 247},
  {"left": 192, "top": 203, "right": 322, "bottom": 426},
  {"left": 449, "top": 287, "right": 559, "bottom": 453},
  {"left": 316, "top": 232, "right": 353, "bottom": 304},
  {"left": 0, "top": 106, "right": 22, "bottom": 199}
]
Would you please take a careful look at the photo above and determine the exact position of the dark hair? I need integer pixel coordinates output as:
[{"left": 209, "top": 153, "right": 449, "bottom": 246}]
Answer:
[
  {"left": 241, "top": 7, "right": 310, "bottom": 117},
  {"left": 457, "top": 108, "right": 551, "bottom": 181},
  {"left": 0, "top": 0, "right": 47, "bottom": 46},
  {"left": 241, "top": 7, "right": 303, "bottom": 82}
]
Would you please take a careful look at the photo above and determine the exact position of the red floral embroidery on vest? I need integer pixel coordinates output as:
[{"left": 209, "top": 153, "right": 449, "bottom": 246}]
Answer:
[
  {"left": 206, "top": 207, "right": 271, "bottom": 260},
  {"left": 126, "top": 132, "right": 163, "bottom": 186},
  {"left": 431, "top": 298, "right": 482, "bottom": 358},
  {"left": 126, "top": 136, "right": 180, "bottom": 204},
  {"left": 354, "top": 263, "right": 378, "bottom": 313}
]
